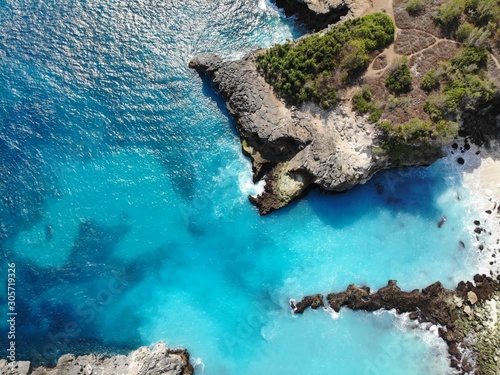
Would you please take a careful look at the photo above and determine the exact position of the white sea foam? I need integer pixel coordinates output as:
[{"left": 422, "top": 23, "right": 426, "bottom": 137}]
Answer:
[
  {"left": 373, "top": 309, "right": 458, "bottom": 374},
  {"left": 257, "top": 0, "right": 268, "bottom": 11},
  {"left": 323, "top": 305, "right": 340, "bottom": 320},
  {"left": 192, "top": 357, "right": 205, "bottom": 372},
  {"left": 261, "top": 0, "right": 285, "bottom": 15}
]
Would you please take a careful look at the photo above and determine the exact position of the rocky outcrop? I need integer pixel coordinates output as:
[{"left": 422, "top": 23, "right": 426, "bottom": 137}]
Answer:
[
  {"left": 0, "top": 343, "right": 194, "bottom": 375},
  {"left": 189, "top": 52, "right": 446, "bottom": 214},
  {"left": 291, "top": 274, "right": 500, "bottom": 375},
  {"left": 190, "top": 53, "right": 396, "bottom": 214},
  {"left": 274, "top": 0, "right": 351, "bottom": 30}
]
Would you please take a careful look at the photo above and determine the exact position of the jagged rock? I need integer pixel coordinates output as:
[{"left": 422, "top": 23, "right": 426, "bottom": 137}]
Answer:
[
  {"left": 291, "top": 293, "right": 324, "bottom": 313},
  {"left": 0, "top": 361, "right": 30, "bottom": 375},
  {"left": 274, "top": 0, "right": 352, "bottom": 31},
  {"left": 468, "top": 291, "right": 478, "bottom": 305},
  {"left": 0, "top": 343, "right": 193, "bottom": 375}
]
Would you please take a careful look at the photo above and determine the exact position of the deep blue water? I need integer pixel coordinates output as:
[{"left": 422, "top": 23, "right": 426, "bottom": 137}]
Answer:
[{"left": 0, "top": 1, "right": 481, "bottom": 374}]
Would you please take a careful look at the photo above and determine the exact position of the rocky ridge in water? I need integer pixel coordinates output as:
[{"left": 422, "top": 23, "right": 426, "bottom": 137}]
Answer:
[{"left": 291, "top": 274, "right": 500, "bottom": 375}]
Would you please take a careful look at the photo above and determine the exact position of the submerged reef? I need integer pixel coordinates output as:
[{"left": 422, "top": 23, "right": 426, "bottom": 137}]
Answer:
[{"left": 291, "top": 274, "right": 500, "bottom": 375}]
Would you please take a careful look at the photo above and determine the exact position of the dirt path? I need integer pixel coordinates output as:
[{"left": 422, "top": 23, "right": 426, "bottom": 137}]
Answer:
[
  {"left": 351, "top": 0, "right": 497, "bottom": 102},
  {"left": 362, "top": 0, "right": 399, "bottom": 79},
  {"left": 490, "top": 53, "right": 500, "bottom": 72}
]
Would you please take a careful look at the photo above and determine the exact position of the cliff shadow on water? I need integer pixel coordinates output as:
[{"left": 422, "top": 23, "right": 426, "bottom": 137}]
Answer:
[{"left": 301, "top": 165, "right": 455, "bottom": 230}]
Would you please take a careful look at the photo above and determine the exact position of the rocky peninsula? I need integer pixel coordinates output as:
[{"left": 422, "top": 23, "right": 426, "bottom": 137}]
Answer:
[
  {"left": 190, "top": 52, "right": 389, "bottom": 214},
  {"left": 190, "top": 0, "right": 500, "bottom": 215},
  {"left": 0, "top": 343, "right": 193, "bottom": 375},
  {"left": 291, "top": 274, "right": 500, "bottom": 375}
]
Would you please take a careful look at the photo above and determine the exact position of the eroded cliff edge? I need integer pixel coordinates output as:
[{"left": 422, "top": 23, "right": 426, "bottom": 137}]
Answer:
[{"left": 0, "top": 343, "right": 194, "bottom": 375}]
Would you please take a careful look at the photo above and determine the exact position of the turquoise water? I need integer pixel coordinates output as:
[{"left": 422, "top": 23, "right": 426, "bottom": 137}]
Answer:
[{"left": 0, "top": 0, "right": 479, "bottom": 373}]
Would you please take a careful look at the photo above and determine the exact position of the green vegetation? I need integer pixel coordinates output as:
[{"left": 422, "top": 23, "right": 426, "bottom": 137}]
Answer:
[
  {"left": 378, "top": 119, "right": 458, "bottom": 163},
  {"left": 455, "top": 21, "right": 474, "bottom": 41},
  {"left": 406, "top": 0, "right": 425, "bottom": 15},
  {"left": 379, "top": 44, "right": 496, "bottom": 160},
  {"left": 387, "top": 95, "right": 409, "bottom": 111},
  {"left": 465, "top": 0, "right": 500, "bottom": 26},
  {"left": 437, "top": 0, "right": 500, "bottom": 41},
  {"left": 424, "top": 46, "right": 496, "bottom": 121},
  {"left": 420, "top": 69, "right": 440, "bottom": 91},
  {"left": 256, "top": 12, "right": 394, "bottom": 108},
  {"left": 352, "top": 87, "right": 381, "bottom": 123},
  {"left": 255, "top": 4, "right": 498, "bottom": 165},
  {"left": 436, "top": 0, "right": 465, "bottom": 29},
  {"left": 385, "top": 57, "right": 413, "bottom": 93}
]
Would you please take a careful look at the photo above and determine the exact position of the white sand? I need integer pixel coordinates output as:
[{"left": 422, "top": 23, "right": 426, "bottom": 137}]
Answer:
[{"left": 461, "top": 141, "right": 500, "bottom": 278}]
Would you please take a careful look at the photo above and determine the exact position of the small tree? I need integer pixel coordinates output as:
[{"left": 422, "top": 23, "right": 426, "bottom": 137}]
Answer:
[
  {"left": 455, "top": 21, "right": 474, "bottom": 41},
  {"left": 437, "top": 0, "right": 465, "bottom": 28},
  {"left": 386, "top": 57, "right": 413, "bottom": 93},
  {"left": 420, "top": 70, "right": 440, "bottom": 91},
  {"left": 406, "top": 0, "right": 425, "bottom": 15}
]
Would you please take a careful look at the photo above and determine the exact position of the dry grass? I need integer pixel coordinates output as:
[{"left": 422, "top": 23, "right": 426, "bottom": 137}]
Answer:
[{"left": 395, "top": 29, "right": 436, "bottom": 55}]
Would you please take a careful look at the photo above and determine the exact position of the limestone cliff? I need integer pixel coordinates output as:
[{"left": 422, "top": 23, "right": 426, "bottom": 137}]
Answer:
[
  {"left": 189, "top": 52, "right": 441, "bottom": 214},
  {"left": 0, "top": 343, "right": 193, "bottom": 375}
]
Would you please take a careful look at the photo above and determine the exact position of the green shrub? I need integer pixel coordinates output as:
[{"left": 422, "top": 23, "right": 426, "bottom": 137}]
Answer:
[
  {"left": 387, "top": 95, "right": 409, "bottom": 111},
  {"left": 406, "top": 0, "right": 425, "bottom": 15},
  {"left": 352, "top": 87, "right": 381, "bottom": 122},
  {"left": 378, "top": 119, "right": 458, "bottom": 163},
  {"left": 437, "top": 0, "right": 465, "bottom": 28},
  {"left": 424, "top": 94, "right": 450, "bottom": 120},
  {"left": 420, "top": 70, "right": 439, "bottom": 91},
  {"left": 423, "top": 47, "right": 496, "bottom": 121},
  {"left": 455, "top": 21, "right": 474, "bottom": 41},
  {"left": 473, "top": 0, "right": 500, "bottom": 26},
  {"left": 440, "top": 0, "right": 499, "bottom": 41},
  {"left": 340, "top": 40, "right": 370, "bottom": 81},
  {"left": 386, "top": 57, "right": 413, "bottom": 93},
  {"left": 450, "top": 45, "right": 488, "bottom": 70},
  {"left": 352, "top": 88, "right": 372, "bottom": 114},
  {"left": 466, "top": 26, "right": 492, "bottom": 48},
  {"left": 255, "top": 12, "right": 395, "bottom": 107},
  {"left": 368, "top": 107, "right": 382, "bottom": 123}
]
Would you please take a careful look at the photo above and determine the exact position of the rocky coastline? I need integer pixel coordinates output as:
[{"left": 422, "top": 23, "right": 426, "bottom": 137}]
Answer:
[
  {"left": 0, "top": 343, "right": 194, "bottom": 375},
  {"left": 190, "top": 1, "right": 500, "bottom": 374},
  {"left": 189, "top": 53, "right": 400, "bottom": 215},
  {"left": 273, "top": 0, "right": 350, "bottom": 31},
  {"left": 4, "top": 1, "right": 499, "bottom": 374},
  {"left": 291, "top": 274, "right": 500, "bottom": 375},
  {"left": 190, "top": 0, "right": 500, "bottom": 215},
  {"left": 189, "top": 51, "right": 451, "bottom": 215}
]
